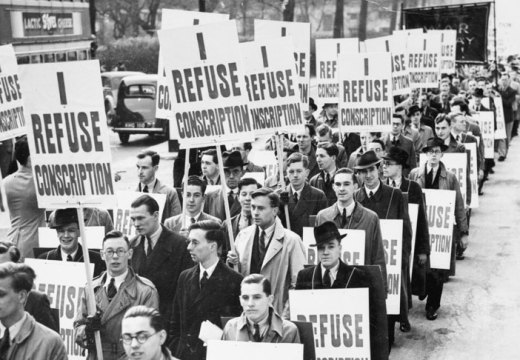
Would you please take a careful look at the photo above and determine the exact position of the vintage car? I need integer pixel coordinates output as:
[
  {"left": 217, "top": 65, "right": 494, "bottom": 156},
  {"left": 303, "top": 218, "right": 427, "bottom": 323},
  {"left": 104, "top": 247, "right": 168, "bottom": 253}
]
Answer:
[
  {"left": 101, "top": 71, "right": 144, "bottom": 125},
  {"left": 111, "top": 74, "right": 168, "bottom": 144}
]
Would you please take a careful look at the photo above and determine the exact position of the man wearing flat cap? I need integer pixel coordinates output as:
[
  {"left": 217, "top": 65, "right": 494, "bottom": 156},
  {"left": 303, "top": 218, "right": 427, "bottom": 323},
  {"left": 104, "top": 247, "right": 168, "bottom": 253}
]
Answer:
[
  {"left": 353, "top": 150, "right": 413, "bottom": 347},
  {"left": 39, "top": 208, "right": 106, "bottom": 277},
  {"left": 408, "top": 105, "right": 434, "bottom": 156},
  {"left": 203, "top": 150, "right": 246, "bottom": 222}
]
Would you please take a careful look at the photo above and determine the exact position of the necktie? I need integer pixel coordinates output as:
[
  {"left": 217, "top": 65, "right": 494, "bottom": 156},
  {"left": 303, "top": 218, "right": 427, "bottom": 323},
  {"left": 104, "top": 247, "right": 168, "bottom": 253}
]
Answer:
[
  {"left": 67, "top": 254, "right": 73, "bottom": 261},
  {"left": 190, "top": 217, "right": 196, "bottom": 224},
  {"left": 200, "top": 271, "right": 208, "bottom": 290},
  {"left": 106, "top": 278, "right": 117, "bottom": 301},
  {"left": 325, "top": 173, "right": 330, "bottom": 185},
  {"left": 341, "top": 208, "right": 347, "bottom": 228},
  {"left": 294, "top": 192, "right": 298, "bottom": 202},
  {"left": 142, "top": 185, "right": 149, "bottom": 193},
  {"left": 456, "top": 134, "right": 460, "bottom": 142},
  {"left": 369, "top": 191, "right": 374, "bottom": 199},
  {"left": 145, "top": 236, "right": 153, "bottom": 255},
  {"left": 392, "top": 137, "right": 398, "bottom": 145},
  {"left": 259, "top": 230, "right": 266, "bottom": 255},
  {"left": 0, "top": 327, "right": 9, "bottom": 358},
  {"left": 253, "top": 323, "right": 262, "bottom": 342},
  {"left": 391, "top": 180, "right": 396, "bottom": 188},
  {"left": 228, "top": 191, "right": 236, "bottom": 207},
  {"left": 247, "top": 215, "right": 252, "bottom": 226},
  {"left": 323, "top": 269, "right": 332, "bottom": 287}
]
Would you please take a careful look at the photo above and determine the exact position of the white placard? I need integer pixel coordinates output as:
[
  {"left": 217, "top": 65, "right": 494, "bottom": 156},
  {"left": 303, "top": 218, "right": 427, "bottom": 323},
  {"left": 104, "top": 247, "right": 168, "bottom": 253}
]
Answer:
[
  {"left": 338, "top": 52, "right": 393, "bottom": 132},
  {"left": 422, "top": 189, "right": 456, "bottom": 270},
  {"left": 290, "top": 288, "right": 371, "bottom": 359},
  {"left": 406, "top": 32, "right": 442, "bottom": 89},
  {"left": 207, "top": 340, "right": 303, "bottom": 360},
  {"left": 113, "top": 191, "right": 166, "bottom": 237},
  {"left": 0, "top": 44, "right": 27, "bottom": 140},
  {"left": 302, "top": 227, "right": 365, "bottom": 266},
  {"left": 158, "top": 22, "right": 255, "bottom": 148},
  {"left": 20, "top": 61, "right": 116, "bottom": 209},
  {"left": 38, "top": 226, "right": 104, "bottom": 249},
  {"left": 429, "top": 30, "right": 457, "bottom": 75},
  {"left": 494, "top": 96, "right": 507, "bottom": 139},
  {"left": 315, "top": 38, "right": 359, "bottom": 103},
  {"left": 380, "top": 219, "right": 403, "bottom": 315},
  {"left": 254, "top": 19, "right": 311, "bottom": 104},
  {"left": 473, "top": 111, "right": 495, "bottom": 159},
  {"left": 242, "top": 172, "right": 265, "bottom": 185},
  {"left": 466, "top": 143, "right": 479, "bottom": 209}
]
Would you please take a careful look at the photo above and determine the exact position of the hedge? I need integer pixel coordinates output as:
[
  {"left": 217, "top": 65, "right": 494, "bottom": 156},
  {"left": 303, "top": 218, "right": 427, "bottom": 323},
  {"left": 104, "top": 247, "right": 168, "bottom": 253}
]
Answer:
[{"left": 97, "top": 36, "right": 159, "bottom": 74}]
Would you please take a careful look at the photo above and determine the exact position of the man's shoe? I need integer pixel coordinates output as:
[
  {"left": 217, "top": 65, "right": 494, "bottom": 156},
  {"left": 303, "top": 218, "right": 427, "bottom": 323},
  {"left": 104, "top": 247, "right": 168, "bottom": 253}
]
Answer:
[
  {"left": 400, "top": 321, "right": 411, "bottom": 332},
  {"left": 498, "top": 156, "right": 506, "bottom": 162},
  {"left": 456, "top": 254, "right": 465, "bottom": 260},
  {"left": 426, "top": 309, "right": 438, "bottom": 320},
  {"left": 489, "top": 168, "right": 495, "bottom": 174}
]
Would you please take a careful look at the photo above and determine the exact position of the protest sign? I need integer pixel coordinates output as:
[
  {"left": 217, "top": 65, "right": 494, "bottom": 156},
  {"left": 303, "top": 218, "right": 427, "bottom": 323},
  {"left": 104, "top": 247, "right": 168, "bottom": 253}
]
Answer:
[
  {"left": 19, "top": 61, "right": 116, "bottom": 209},
  {"left": 406, "top": 31, "right": 442, "bottom": 89},
  {"left": 240, "top": 37, "right": 304, "bottom": 136},
  {"left": 242, "top": 172, "right": 265, "bottom": 185},
  {"left": 0, "top": 172, "right": 10, "bottom": 237},
  {"left": 39, "top": 226, "right": 104, "bottom": 249},
  {"left": 158, "top": 22, "right": 254, "bottom": 148},
  {"left": 113, "top": 191, "right": 166, "bottom": 237},
  {"left": 380, "top": 219, "right": 403, "bottom": 315},
  {"left": 338, "top": 52, "right": 393, "bottom": 133},
  {"left": 408, "top": 203, "right": 419, "bottom": 277},
  {"left": 466, "top": 142, "right": 479, "bottom": 209},
  {"left": 248, "top": 149, "right": 277, "bottom": 179},
  {"left": 364, "top": 35, "right": 411, "bottom": 97},
  {"left": 254, "top": 19, "right": 311, "bottom": 104},
  {"left": 156, "top": 10, "right": 229, "bottom": 120},
  {"left": 207, "top": 340, "right": 303, "bottom": 360},
  {"left": 494, "top": 96, "right": 507, "bottom": 139},
  {"left": 302, "top": 227, "right": 365, "bottom": 266},
  {"left": 0, "top": 44, "right": 26, "bottom": 141},
  {"left": 26, "top": 259, "right": 92, "bottom": 360},
  {"left": 473, "top": 111, "right": 495, "bottom": 159},
  {"left": 393, "top": 28, "right": 423, "bottom": 37},
  {"left": 422, "top": 189, "right": 456, "bottom": 270},
  {"left": 290, "top": 288, "right": 371, "bottom": 360},
  {"left": 315, "top": 38, "right": 359, "bottom": 103},
  {"left": 420, "top": 152, "right": 467, "bottom": 205},
  {"left": 429, "top": 30, "right": 457, "bottom": 74}
]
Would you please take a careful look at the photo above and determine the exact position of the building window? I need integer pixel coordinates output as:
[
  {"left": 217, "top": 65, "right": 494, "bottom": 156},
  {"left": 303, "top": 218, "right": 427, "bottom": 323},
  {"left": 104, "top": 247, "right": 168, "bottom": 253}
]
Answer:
[
  {"left": 56, "top": 53, "right": 67, "bottom": 62},
  {"left": 44, "top": 53, "right": 56, "bottom": 63},
  {"left": 78, "top": 49, "right": 88, "bottom": 60},
  {"left": 17, "top": 56, "right": 30, "bottom": 65},
  {"left": 31, "top": 54, "right": 43, "bottom": 63},
  {"left": 67, "top": 51, "right": 77, "bottom": 61}
]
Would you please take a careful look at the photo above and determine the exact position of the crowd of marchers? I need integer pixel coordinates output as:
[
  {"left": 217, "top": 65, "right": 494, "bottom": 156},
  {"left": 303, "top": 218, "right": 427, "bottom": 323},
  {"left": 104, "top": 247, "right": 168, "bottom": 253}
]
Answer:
[{"left": 0, "top": 59, "right": 518, "bottom": 360}]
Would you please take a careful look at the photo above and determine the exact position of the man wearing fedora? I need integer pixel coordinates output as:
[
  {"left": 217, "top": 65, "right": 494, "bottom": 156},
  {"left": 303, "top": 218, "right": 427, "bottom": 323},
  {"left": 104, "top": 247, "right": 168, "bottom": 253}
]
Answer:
[
  {"left": 203, "top": 150, "right": 247, "bottom": 222},
  {"left": 382, "top": 147, "right": 431, "bottom": 330},
  {"left": 471, "top": 88, "right": 489, "bottom": 112},
  {"left": 39, "top": 208, "right": 106, "bottom": 277},
  {"left": 315, "top": 168, "right": 387, "bottom": 289},
  {"left": 381, "top": 114, "right": 416, "bottom": 177},
  {"left": 353, "top": 150, "right": 413, "bottom": 347},
  {"left": 409, "top": 137, "right": 468, "bottom": 321}
]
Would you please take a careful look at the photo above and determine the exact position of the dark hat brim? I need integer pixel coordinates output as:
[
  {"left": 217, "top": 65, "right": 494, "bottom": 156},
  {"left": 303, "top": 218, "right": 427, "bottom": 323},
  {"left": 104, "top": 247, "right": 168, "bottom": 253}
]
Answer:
[
  {"left": 354, "top": 158, "right": 382, "bottom": 170},
  {"left": 310, "top": 232, "right": 347, "bottom": 246}
]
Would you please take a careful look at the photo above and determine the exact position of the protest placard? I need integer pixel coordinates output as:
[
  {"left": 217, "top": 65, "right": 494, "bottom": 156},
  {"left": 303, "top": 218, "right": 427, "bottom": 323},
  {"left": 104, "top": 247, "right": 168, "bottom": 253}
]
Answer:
[
  {"left": 406, "top": 31, "right": 442, "bottom": 89},
  {"left": 380, "top": 219, "right": 403, "bottom": 315},
  {"left": 239, "top": 37, "right": 304, "bottom": 136},
  {"left": 26, "top": 259, "right": 92, "bottom": 360},
  {"left": 473, "top": 111, "right": 495, "bottom": 159},
  {"left": 422, "top": 189, "right": 456, "bottom": 270},
  {"left": 19, "top": 61, "right": 116, "bottom": 209},
  {"left": 408, "top": 203, "right": 419, "bottom": 277},
  {"left": 0, "top": 45, "right": 27, "bottom": 141},
  {"left": 364, "top": 35, "right": 411, "bottom": 97},
  {"left": 429, "top": 30, "right": 457, "bottom": 74},
  {"left": 248, "top": 149, "right": 277, "bottom": 179},
  {"left": 113, "top": 191, "right": 166, "bottom": 237},
  {"left": 315, "top": 38, "right": 359, "bottom": 103},
  {"left": 338, "top": 52, "right": 393, "bottom": 132},
  {"left": 393, "top": 28, "right": 424, "bottom": 37},
  {"left": 158, "top": 22, "right": 255, "bottom": 148},
  {"left": 302, "top": 227, "right": 365, "bottom": 266},
  {"left": 494, "top": 96, "right": 507, "bottom": 139},
  {"left": 156, "top": 10, "right": 229, "bottom": 120},
  {"left": 466, "top": 142, "right": 479, "bottom": 209},
  {"left": 290, "top": 288, "right": 371, "bottom": 360},
  {"left": 420, "top": 152, "right": 467, "bottom": 205},
  {"left": 254, "top": 19, "right": 310, "bottom": 105},
  {"left": 39, "top": 226, "right": 104, "bottom": 249},
  {"left": 242, "top": 172, "right": 265, "bottom": 185},
  {"left": 207, "top": 340, "right": 303, "bottom": 360},
  {"left": 0, "top": 172, "right": 10, "bottom": 237}
]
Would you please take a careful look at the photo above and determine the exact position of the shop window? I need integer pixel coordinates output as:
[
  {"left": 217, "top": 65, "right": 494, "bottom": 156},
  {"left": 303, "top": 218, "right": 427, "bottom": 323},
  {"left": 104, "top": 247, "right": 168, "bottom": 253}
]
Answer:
[
  {"left": 67, "top": 51, "right": 77, "bottom": 61},
  {"left": 17, "top": 56, "right": 30, "bottom": 65},
  {"left": 44, "top": 53, "right": 56, "bottom": 63},
  {"left": 30, "top": 54, "right": 43, "bottom": 63},
  {"left": 56, "top": 53, "right": 67, "bottom": 62}
]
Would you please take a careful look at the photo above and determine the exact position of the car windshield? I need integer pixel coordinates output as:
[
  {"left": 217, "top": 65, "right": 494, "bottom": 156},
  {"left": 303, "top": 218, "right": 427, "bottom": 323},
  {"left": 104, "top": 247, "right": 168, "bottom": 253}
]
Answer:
[{"left": 124, "top": 84, "right": 156, "bottom": 98}]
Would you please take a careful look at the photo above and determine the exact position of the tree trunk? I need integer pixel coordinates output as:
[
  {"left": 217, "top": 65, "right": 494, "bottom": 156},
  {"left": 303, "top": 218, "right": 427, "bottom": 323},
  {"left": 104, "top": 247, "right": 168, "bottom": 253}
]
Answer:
[
  {"left": 283, "top": 0, "right": 295, "bottom": 22},
  {"left": 333, "top": 0, "right": 344, "bottom": 38},
  {"left": 358, "top": 0, "right": 368, "bottom": 41}
]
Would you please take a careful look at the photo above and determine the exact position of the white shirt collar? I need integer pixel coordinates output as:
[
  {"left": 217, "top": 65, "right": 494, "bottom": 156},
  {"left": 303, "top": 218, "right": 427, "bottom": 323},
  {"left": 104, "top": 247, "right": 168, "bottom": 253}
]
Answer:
[
  {"left": 290, "top": 185, "right": 304, "bottom": 197},
  {"left": 258, "top": 221, "right": 276, "bottom": 239},
  {"left": 140, "top": 178, "right": 156, "bottom": 191},
  {"left": 321, "top": 261, "right": 340, "bottom": 283},
  {"left": 388, "top": 177, "right": 402, "bottom": 188},
  {"left": 185, "top": 212, "right": 202, "bottom": 225},
  {"left": 8, "top": 312, "right": 27, "bottom": 343},
  {"left": 364, "top": 181, "right": 380, "bottom": 196},
  {"left": 61, "top": 247, "right": 78, "bottom": 262},
  {"left": 105, "top": 269, "right": 128, "bottom": 292},
  {"left": 337, "top": 201, "right": 355, "bottom": 217},
  {"left": 199, "top": 258, "right": 219, "bottom": 280},
  {"left": 427, "top": 163, "right": 439, "bottom": 175},
  {"left": 147, "top": 225, "right": 162, "bottom": 249}
]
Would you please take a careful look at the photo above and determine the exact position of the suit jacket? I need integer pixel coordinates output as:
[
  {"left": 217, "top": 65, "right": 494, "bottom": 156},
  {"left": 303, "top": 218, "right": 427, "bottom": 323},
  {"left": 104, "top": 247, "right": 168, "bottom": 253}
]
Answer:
[
  {"left": 169, "top": 261, "right": 243, "bottom": 360},
  {"left": 25, "top": 291, "right": 59, "bottom": 333},
  {"left": 203, "top": 187, "right": 241, "bottom": 222},
  {"left": 382, "top": 133, "right": 417, "bottom": 176},
  {"left": 234, "top": 218, "right": 306, "bottom": 315},
  {"left": 309, "top": 171, "right": 336, "bottom": 205},
  {"left": 445, "top": 134, "right": 472, "bottom": 206},
  {"left": 164, "top": 212, "right": 221, "bottom": 233},
  {"left": 296, "top": 260, "right": 368, "bottom": 290},
  {"left": 315, "top": 202, "right": 387, "bottom": 289},
  {"left": 354, "top": 184, "right": 413, "bottom": 270},
  {"left": 136, "top": 179, "right": 182, "bottom": 222},
  {"left": 297, "top": 145, "right": 319, "bottom": 179},
  {"left": 131, "top": 225, "right": 193, "bottom": 330},
  {"left": 38, "top": 244, "right": 106, "bottom": 278},
  {"left": 278, "top": 183, "right": 328, "bottom": 237}
]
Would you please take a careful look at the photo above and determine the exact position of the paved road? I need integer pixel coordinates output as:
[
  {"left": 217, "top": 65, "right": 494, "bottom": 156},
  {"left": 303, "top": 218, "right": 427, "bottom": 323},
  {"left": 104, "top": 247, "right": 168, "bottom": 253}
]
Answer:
[{"left": 390, "top": 139, "right": 520, "bottom": 360}]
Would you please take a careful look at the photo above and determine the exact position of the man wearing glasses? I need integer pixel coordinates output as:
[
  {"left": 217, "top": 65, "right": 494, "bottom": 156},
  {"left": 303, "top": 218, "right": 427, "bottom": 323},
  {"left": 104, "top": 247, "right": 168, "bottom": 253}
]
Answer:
[
  {"left": 74, "top": 230, "right": 159, "bottom": 360},
  {"left": 381, "top": 114, "right": 417, "bottom": 177}
]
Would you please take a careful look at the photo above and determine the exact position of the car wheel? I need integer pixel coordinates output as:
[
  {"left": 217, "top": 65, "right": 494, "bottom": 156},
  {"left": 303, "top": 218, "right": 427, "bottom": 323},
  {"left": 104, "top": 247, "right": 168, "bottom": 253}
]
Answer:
[{"left": 119, "top": 133, "right": 130, "bottom": 144}]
